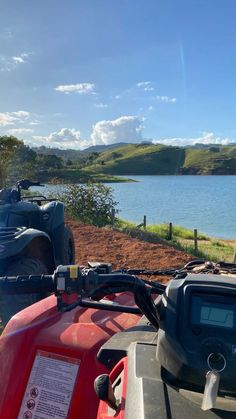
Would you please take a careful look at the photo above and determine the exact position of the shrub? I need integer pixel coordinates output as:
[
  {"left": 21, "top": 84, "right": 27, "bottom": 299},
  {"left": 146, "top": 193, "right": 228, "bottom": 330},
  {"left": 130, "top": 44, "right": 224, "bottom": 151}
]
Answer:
[{"left": 58, "top": 183, "right": 118, "bottom": 227}]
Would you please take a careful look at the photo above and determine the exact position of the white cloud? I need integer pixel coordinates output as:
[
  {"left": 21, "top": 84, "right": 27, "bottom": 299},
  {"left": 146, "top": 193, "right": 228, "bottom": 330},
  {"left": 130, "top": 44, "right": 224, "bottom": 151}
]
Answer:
[
  {"left": 12, "top": 56, "right": 25, "bottom": 64},
  {"left": 152, "top": 132, "right": 231, "bottom": 146},
  {"left": 20, "top": 53, "right": 29, "bottom": 59},
  {"left": 148, "top": 105, "right": 154, "bottom": 111},
  {"left": 32, "top": 128, "right": 89, "bottom": 149},
  {"left": 0, "top": 113, "right": 17, "bottom": 126},
  {"left": 91, "top": 116, "right": 143, "bottom": 146},
  {"left": 0, "top": 52, "right": 29, "bottom": 71},
  {"left": 11, "top": 111, "right": 30, "bottom": 118},
  {"left": 156, "top": 95, "right": 176, "bottom": 103},
  {"left": 94, "top": 103, "right": 108, "bottom": 108},
  {"left": 7, "top": 128, "right": 33, "bottom": 135},
  {"left": 29, "top": 121, "right": 40, "bottom": 126},
  {"left": 137, "top": 81, "right": 154, "bottom": 91},
  {"left": 0, "top": 111, "right": 30, "bottom": 126},
  {"left": 55, "top": 83, "right": 95, "bottom": 94}
]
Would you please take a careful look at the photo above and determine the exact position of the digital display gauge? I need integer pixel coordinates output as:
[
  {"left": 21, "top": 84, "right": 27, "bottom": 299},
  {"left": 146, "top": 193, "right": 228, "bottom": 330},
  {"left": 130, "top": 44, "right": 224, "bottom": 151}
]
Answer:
[
  {"left": 200, "top": 304, "right": 233, "bottom": 328},
  {"left": 192, "top": 295, "right": 235, "bottom": 329}
]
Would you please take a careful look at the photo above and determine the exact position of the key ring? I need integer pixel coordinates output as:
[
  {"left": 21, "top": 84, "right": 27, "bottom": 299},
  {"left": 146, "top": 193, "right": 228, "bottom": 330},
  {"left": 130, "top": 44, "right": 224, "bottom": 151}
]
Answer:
[{"left": 207, "top": 352, "right": 226, "bottom": 373}]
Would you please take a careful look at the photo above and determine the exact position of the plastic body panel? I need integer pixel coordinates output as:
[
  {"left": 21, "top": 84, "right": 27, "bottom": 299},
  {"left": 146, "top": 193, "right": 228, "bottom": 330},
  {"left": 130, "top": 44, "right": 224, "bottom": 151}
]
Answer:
[
  {"left": 0, "top": 292, "right": 140, "bottom": 419},
  {"left": 39, "top": 201, "right": 65, "bottom": 264},
  {"left": 97, "top": 357, "right": 127, "bottom": 419},
  {"left": 97, "top": 341, "right": 236, "bottom": 419},
  {"left": 157, "top": 274, "right": 236, "bottom": 392},
  {"left": 0, "top": 200, "right": 65, "bottom": 270},
  {"left": 0, "top": 227, "right": 51, "bottom": 260},
  {"left": 0, "top": 201, "right": 40, "bottom": 228}
]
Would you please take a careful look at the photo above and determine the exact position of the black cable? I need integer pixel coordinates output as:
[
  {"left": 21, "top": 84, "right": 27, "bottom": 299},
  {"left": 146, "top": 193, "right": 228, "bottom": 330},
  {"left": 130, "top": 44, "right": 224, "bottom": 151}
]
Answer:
[
  {"left": 142, "top": 278, "right": 166, "bottom": 291},
  {"left": 87, "top": 275, "right": 160, "bottom": 330},
  {"left": 78, "top": 299, "right": 141, "bottom": 314}
]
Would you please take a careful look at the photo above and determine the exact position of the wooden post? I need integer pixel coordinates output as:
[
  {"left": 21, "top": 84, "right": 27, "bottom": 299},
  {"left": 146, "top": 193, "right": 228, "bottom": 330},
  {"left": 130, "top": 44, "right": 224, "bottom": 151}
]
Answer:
[
  {"left": 143, "top": 215, "right": 146, "bottom": 230},
  {"left": 233, "top": 248, "right": 236, "bottom": 263},
  {"left": 194, "top": 229, "right": 198, "bottom": 254},
  {"left": 111, "top": 208, "right": 115, "bottom": 226},
  {"left": 169, "top": 222, "right": 173, "bottom": 241}
]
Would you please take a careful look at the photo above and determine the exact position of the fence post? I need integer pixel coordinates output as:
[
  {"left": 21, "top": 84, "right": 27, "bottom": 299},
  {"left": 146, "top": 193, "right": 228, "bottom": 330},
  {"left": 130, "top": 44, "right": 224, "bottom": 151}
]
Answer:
[
  {"left": 233, "top": 248, "right": 236, "bottom": 263},
  {"left": 111, "top": 208, "right": 115, "bottom": 226},
  {"left": 143, "top": 215, "right": 146, "bottom": 230},
  {"left": 169, "top": 222, "right": 173, "bottom": 240},
  {"left": 194, "top": 229, "right": 198, "bottom": 254}
]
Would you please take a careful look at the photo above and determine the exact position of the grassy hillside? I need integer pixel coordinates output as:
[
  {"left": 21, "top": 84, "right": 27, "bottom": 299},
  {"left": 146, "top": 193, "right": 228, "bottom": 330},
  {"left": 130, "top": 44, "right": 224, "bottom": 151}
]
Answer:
[
  {"left": 84, "top": 144, "right": 236, "bottom": 175},
  {"left": 84, "top": 143, "right": 185, "bottom": 175}
]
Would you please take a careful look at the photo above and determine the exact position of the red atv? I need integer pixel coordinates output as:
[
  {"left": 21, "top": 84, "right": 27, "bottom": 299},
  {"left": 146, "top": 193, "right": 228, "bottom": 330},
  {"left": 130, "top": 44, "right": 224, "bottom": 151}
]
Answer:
[{"left": 0, "top": 260, "right": 235, "bottom": 418}]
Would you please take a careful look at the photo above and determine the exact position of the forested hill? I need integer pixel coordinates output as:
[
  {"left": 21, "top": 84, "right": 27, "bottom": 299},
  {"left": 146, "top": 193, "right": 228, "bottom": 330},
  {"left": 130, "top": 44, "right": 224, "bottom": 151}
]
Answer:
[
  {"left": 2, "top": 136, "right": 236, "bottom": 188},
  {"left": 83, "top": 143, "right": 236, "bottom": 175}
]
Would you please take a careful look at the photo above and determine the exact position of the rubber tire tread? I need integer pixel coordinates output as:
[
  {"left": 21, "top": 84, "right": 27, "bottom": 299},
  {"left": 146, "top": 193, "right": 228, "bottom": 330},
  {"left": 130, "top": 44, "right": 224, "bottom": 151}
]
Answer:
[
  {"left": 63, "top": 225, "right": 75, "bottom": 265},
  {"left": 0, "top": 257, "right": 48, "bottom": 328}
]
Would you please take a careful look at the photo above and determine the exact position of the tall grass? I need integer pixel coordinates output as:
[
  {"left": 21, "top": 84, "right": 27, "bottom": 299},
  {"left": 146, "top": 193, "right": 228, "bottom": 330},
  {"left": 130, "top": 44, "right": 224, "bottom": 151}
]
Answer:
[{"left": 114, "top": 219, "right": 235, "bottom": 262}]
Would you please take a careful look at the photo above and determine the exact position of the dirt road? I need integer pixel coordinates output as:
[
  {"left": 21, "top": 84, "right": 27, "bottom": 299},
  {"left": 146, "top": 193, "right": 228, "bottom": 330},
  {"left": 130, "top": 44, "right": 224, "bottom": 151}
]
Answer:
[{"left": 67, "top": 220, "right": 192, "bottom": 281}]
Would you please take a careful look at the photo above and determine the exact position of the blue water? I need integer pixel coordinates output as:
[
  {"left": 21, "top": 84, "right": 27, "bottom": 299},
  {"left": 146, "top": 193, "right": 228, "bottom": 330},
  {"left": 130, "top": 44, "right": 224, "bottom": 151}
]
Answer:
[{"left": 38, "top": 176, "right": 236, "bottom": 239}]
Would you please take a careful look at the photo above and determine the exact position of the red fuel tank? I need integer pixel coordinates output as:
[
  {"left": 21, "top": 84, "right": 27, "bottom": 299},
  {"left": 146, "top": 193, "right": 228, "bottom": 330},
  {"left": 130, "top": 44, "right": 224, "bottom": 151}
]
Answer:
[{"left": 0, "top": 293, "right": 139, "bottom": 419}]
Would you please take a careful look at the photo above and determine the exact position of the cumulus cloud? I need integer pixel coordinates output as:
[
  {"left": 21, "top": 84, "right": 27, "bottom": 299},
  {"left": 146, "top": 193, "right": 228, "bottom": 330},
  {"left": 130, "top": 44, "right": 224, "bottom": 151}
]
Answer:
[
  {"left": 0, "top": 110, "right": 30, "bottom": 126},
  {"left": 7, "top": 128, "right": 33, "bottom": 135},
  {"left": 55, "top": 83, "right": 95, "bottom": 94},
  {"left": 152, "top": 132, "right": 231, "bottom": 146},
  {"left": 91, "top": 116, "right": 143, "bottom": 146},
  {"left": 32, "top": 128, "right": 89, "bottom": 149},
  {"left": 137, "top": 81, "right": 154, "bottom": 91},
  {"left": 156, "top": 95, "right": 177, "bottom": 103}
]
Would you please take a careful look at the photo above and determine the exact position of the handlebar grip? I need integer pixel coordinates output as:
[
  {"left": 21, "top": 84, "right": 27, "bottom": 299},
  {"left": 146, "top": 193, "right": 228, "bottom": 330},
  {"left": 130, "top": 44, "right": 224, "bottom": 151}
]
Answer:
[
  {"left": 83, "top": 272, "right": 136, "bottom": 293},
  {"left": 0, "top": 275, "right": 54, "bottom": 294}
]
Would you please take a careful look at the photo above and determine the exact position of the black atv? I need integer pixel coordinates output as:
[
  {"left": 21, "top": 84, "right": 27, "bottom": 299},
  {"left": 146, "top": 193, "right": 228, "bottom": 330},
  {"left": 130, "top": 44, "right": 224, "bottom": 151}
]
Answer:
[{"left": 0, "top": 179, "right": 75, "bottom": 325}]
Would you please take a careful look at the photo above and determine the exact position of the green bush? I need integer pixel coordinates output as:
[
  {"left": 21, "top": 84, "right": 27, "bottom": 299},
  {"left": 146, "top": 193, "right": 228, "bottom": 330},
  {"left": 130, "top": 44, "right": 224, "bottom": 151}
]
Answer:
[{"left": 58, "top": 183, "right": 118, "bottom": 227}]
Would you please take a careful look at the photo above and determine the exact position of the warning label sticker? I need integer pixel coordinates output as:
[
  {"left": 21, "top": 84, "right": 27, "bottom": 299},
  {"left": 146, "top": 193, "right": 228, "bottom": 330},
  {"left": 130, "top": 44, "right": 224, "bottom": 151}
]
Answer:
[{"left": 17, "top": 350, "right": 80, "bottom": 419}]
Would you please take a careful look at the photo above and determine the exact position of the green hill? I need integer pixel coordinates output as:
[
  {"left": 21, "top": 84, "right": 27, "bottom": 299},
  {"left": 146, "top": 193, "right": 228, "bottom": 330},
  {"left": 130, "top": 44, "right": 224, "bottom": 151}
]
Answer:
[{"left": 83, "top": 143, "right": 236, "bottom": 175}]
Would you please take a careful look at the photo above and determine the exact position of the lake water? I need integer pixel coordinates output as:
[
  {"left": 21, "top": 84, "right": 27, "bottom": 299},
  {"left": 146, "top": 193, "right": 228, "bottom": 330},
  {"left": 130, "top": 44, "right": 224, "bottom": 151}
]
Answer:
[{"left": 38, "top": 176, "right": 236, "bottom": 239}]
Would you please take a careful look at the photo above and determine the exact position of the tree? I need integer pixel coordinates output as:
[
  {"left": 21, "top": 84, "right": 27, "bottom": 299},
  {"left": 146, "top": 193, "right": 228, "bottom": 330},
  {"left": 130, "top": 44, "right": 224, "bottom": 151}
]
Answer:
[
  {"left": 58, "top": 183, "right": 118, "bottom": 227},
  {"left": 8, "top": 144, "right": 38, "bottom": 182},
  {"left": 0, "top": 136, "right": 23, "bottom": 187},
  {"left": 36, "top": 154, "right": 63, "bottom": 170}
]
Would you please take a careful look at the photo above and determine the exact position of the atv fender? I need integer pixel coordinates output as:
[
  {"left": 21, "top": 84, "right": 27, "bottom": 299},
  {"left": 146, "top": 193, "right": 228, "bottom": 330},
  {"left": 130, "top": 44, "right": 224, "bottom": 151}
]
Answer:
[
  {"left": 0, "top": 228, "right": 55, "bottom": 273},
  {"left": 40, "top": 201, "right": 65, "bottom": 265}
]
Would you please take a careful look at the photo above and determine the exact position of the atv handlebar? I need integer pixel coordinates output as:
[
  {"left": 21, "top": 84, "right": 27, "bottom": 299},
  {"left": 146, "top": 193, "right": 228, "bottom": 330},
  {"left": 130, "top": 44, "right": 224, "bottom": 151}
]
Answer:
[
  {"left": 0, "top": 268, "right": 165, "bottom": 296},
  {"left": 1, "top": 260, "right": 234, "bottom": 330},
  {"left": 17, "top": 179, "right": 44, "bottom": 190},
  {"left": 1, "top": 259, "right": 235, "bottom": 297},
  {"left": 0, "top": 274, "right": 54, "bottom": 294},
  {"left": 0, "top": 265, "right": 164, "bottom": 330}
]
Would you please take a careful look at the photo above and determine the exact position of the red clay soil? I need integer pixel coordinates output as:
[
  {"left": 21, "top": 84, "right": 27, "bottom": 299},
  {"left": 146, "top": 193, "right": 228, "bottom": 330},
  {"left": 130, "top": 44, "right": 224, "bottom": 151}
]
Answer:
[{"left": 67, "top": 220, "right": 192, "bottom": 282}]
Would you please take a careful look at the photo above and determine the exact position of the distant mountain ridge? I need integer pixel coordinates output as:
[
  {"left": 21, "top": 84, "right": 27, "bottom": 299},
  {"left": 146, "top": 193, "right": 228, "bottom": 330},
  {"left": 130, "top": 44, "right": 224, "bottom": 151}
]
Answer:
[
  {"left": 32, "top": 142, "right": 236, "bottom": 175},
  {"left": 32, "top": 142, "right": 128, "bottom": 161}
]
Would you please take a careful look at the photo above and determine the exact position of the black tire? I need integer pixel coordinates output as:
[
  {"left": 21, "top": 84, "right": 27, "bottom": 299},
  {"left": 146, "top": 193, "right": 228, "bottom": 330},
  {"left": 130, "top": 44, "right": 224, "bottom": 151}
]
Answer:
[
  {"left": 63, "top": 225, "right": 75, "bottom": 265},
  {"left": 0, "top": 257, "right": 48, "bottom": 328}
]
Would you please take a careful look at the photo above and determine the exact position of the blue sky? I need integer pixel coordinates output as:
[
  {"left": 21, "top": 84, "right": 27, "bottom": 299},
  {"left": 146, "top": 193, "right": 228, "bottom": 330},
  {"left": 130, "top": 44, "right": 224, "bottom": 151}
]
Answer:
[{"left": 0, "top": 0, "right": 236, "bottom": 149}]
